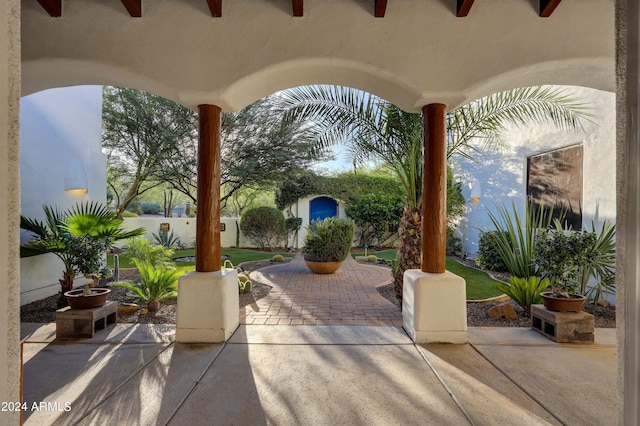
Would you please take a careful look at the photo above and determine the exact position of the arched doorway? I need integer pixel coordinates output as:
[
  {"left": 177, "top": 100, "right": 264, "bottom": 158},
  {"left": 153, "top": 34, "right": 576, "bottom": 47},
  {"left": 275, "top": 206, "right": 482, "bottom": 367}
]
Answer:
[{"left": 309, "top": 196, "right": 338, "bottom": 222}]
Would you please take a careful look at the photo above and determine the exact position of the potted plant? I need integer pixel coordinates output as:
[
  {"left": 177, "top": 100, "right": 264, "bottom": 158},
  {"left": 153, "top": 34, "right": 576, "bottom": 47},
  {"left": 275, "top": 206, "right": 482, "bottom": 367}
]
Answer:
[
  {"left": 20, "top": 202, "right": 145, "bottom": 308},
  {"left": 534, "top": 224, "right": 597, "bottom": 312},
  {"left": 303, "top": 217, "right": 355, "bottom": 274}
]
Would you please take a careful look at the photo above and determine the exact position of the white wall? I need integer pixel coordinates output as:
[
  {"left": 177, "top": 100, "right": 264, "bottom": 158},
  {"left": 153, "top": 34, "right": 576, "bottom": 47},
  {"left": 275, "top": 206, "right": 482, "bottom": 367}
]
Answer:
[
  {"left": 119, "top": 216, "right": 251, "bottom": 249},
  {"left": 19, "top": 86, "right": 106, "bottom": 305},
  {"left": 454, "top": 86, "right": 616, "bottom": 259}
]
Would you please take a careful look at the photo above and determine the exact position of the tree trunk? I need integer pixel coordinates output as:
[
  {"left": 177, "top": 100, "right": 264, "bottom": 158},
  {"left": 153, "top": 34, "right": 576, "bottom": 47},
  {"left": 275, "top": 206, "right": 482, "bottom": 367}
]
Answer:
[
  {"left": 57, "top": 271, "right": 74, "bottom": 307},
  {"left": 394, "top": 205, "right": 422, "bottom": 306}
]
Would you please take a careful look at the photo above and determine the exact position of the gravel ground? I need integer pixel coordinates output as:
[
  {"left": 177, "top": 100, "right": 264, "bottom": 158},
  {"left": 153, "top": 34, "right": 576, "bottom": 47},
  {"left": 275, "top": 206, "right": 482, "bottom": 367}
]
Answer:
[{"left": 21, "top": 258, "right": 616, "bottom": 328}]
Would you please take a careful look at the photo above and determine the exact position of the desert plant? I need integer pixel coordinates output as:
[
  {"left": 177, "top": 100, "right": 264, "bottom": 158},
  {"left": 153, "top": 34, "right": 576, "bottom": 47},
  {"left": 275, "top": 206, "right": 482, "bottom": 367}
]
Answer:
[
  {"left": 303, "top": 217, "right": 355, "bottom": 262},
  {"left": 577, "top": 220, "right": 616, "bottom": 309},
  {"left": 20, "top": 202, "right": 145, "bottom": 305},
  {"left": 152, "top": 227, "right": 182, "bottom": 248},
  {"left": 223, "top": 259, "right": 253, "bottom": 293},
  {"left": 493, "top": 276, "right": 550, "bottom": 316},
  {"left": 120, "top": 237, "right": 174, "bottom": 267},
  {"left": 240, "top": 207, "right": 286, "bottom": 251},
  {"left": 114, "top": 259, "right": 179, "bottom": 312},
  {"left": 484, "top": 201, "right": 558, "bottom": 279},
  {"left": 475, "top": 230, "right": 511, "bottom": 272},
  {"left": 120, "top": 211, "right": 139, "bottom": 218},
  {"left": 367, "top": 255, "right": 378, "bottom": 263},
  {"left": 272, "top": 254, "right": 285, "bottom": 262}
]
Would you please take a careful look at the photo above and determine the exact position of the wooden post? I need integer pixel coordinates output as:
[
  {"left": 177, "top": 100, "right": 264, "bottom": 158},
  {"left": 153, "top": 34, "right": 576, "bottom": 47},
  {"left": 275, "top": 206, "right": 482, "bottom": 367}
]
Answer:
[
  {"left": 422, "top": 103, "right": 447, "bottom": 273},
  {"left": 196, "top": 104, "right": 222, "bottom": 272}
]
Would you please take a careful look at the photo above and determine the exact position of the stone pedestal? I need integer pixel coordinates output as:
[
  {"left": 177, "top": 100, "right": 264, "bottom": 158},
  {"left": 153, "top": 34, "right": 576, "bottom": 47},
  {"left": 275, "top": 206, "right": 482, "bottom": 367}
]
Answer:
[
  {"left": 531, "top": 304, "right": 594, "bottom": 343},
  {"left": 56, "top": 301, "right": 117, "bottom": 339},
  {"left": 402, "top": 269, "right": 467, "bottom": 344},
  {"left": 176, "top": 269, "right": 239, "bottom": 343}
]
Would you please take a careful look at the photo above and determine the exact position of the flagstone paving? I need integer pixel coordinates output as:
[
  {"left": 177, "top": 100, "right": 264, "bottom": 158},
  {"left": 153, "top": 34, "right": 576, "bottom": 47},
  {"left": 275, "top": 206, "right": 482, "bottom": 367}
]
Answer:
[{"left": 241, "top": 253, "right": 402, "bottom": 326}]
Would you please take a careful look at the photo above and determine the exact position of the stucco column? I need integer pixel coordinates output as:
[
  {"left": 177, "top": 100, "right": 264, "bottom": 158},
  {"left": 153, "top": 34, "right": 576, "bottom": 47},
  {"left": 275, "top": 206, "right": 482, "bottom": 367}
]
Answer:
[
  {"left": 176, "top": 104, "right": 238, "bottom": 343},
  {"left": 402, "top": 103, "right": 466, "bottom": 344},
  {"left": 0, "top": 0, "right": 21, "bottom": 424},
  {"left": 616, "top": 1, "right": 640, "bottom": 424},
  {"left": 421, "top": 103, "right": 447, "bottom": 273},
  {"left": 196, "top": 104, "right": 222, "bottom": 272}
]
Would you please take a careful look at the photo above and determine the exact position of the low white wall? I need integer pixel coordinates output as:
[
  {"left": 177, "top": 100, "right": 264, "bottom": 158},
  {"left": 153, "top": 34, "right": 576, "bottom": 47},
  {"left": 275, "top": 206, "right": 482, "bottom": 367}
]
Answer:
[{"left": 119, "top": 216, "right": 251, "bottom": 248}]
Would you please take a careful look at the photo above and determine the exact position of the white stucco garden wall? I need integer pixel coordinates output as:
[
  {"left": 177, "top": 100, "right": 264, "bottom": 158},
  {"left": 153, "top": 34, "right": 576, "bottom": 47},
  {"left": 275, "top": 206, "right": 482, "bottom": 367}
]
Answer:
[
  {"left": 454, "top": 86, "right": 616, "bottom": 258},
  {"left": 19, "top": 86, "right": 106, "bottom": 305}
]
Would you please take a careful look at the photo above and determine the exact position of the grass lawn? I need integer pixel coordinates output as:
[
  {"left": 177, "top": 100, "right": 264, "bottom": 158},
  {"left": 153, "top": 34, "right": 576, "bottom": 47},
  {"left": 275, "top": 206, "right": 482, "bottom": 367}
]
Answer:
[
  {"left": 108, "top": 248, "right": 293, "bottom": 269},
  {"left": 359, "top": 249, "right": 504, "bottom": 300}
]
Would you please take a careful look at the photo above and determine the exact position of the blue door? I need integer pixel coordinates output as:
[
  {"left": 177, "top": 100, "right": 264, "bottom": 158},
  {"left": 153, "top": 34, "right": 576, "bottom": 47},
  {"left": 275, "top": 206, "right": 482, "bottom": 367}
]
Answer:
[{"left": 309, "top": 197, "right": 338, "bottom": 222}]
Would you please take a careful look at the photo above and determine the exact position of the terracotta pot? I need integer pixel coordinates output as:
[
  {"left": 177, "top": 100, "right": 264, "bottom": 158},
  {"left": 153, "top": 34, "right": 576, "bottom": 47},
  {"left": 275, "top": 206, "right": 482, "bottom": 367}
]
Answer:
[
  {"left": 303, "top": 255, "right": 343, "bottom": 274},
  {"left": 540, "top": 291, "right": 586, "bottom": 312},
  {"left": 64, "top": 288, "right": 111, "bottom": 309}
]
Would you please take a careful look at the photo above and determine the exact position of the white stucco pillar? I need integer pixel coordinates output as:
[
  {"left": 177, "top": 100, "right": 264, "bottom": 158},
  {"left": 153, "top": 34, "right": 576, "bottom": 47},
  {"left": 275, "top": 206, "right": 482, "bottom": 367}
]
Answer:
[
  {"left": 617, "top": 1, "right": 640, "bottom": 424},
  {"left": 0, "top": 0, "right": 21, "bottom": 424}
]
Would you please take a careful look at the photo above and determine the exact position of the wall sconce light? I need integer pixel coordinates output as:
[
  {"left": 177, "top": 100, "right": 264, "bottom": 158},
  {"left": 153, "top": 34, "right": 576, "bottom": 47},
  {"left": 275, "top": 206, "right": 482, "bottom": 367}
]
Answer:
[
  {"left": 64, "top": 159, "right": 88, "bottom": 192},
  {"left": 470, "top": 180, "right": 482, "bottom": 204}
]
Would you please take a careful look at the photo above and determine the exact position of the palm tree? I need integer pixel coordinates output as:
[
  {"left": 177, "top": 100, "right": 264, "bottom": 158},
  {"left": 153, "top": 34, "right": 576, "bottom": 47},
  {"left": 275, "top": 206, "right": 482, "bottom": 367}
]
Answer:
[
  {"left": 20, "top": 201, "right": 145, "bottom": 305},
  {"left": 280, "top": 85, "right": 593, "bottom": 303}
]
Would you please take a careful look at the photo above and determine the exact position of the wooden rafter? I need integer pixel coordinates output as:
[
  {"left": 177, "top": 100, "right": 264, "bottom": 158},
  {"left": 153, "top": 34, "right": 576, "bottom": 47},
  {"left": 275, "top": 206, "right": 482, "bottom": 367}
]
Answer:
[
  {"left": 539, "top": 0, "right": 562, "bottom": 17},
  {"left": 456, "top": 0, "right": 474, "bottom": 17},
  {"left": 206, "top": 0, "right": 222, "bottom": 18},
  {"left": 121, "top": 0, "right": 142, "bottom": 17},
  {"left": 374, "top": 0, "right": 387, "bottom": 18},
  {"left": 292, "top": 0, "right": 303, "bottom": 17},
  {"left": 36, "top": 0, "right": 62, "bottom": 17}
]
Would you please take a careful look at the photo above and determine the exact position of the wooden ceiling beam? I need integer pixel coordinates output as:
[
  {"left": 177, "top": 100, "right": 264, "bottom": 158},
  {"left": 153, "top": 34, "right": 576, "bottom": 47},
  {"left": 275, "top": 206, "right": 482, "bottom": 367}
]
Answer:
[
  {"left": 374, "top": 0, "right": 387, "bottom": 18},
  {"left": 206, "top": 0, "right": 222, "bottom": 18},
  {"left": 539, "top": 0, "right": 562, "bottom": 17},
  {"left": 36, "top": 0, "right": 62, "bottom": 17},
  {"left": 121, "top": 0, "right": 142, "bottom": 17},
  {"left": 292, "top": 0, "right": 303, "bottom": 17},
  {"left": 456, "top": 0, "right": 474, "bottom": 17}
]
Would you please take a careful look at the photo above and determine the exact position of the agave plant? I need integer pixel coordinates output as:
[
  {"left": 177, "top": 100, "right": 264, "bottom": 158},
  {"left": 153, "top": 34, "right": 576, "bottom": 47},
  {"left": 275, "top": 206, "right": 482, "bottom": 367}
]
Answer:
[
  {"left": 114, "top": 259, "right": 179, "bottom": 312},
  {"left": 493, "top": 276, "right": 550, "bottom": 316},
  {"left": 20, "top": 202, "right": 145, "bottom": 305}
]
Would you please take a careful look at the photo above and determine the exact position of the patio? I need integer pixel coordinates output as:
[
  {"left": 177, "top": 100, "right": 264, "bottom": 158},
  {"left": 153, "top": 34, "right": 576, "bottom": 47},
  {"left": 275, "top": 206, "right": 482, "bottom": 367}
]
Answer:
[
  {"left": 241, "top": 253, "right": 402, "bottom": 326},
  {"left": 20, "top": 323, "right": 616, "bottom": 425}
]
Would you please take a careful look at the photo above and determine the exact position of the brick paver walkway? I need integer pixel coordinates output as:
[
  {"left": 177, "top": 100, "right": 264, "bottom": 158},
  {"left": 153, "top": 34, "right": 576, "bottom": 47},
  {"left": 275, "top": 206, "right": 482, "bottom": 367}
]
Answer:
[{"left": 240, "top": 253, "right": 402, "bottom": 326}]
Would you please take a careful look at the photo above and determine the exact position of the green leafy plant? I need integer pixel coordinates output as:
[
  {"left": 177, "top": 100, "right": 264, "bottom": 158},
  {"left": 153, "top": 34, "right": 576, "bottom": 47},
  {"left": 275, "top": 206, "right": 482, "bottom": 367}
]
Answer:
[
  {"left": 475, "top": 230, "right": 511, "bottom": 272},
  {"left": 152, "top": 227, "right": 182, "bottom": 248},
  {"left": 345, "top": 193, "right": 403, "bottom": 247},
  {"left": 139, "top": 201, "right": 162, "bottom": 214},
  {"left": 120, "top": 237, "right": 174, "bottom": 267},
  {"left": 303, "top": 217, "right": 355, "bottom": 262},
  {"left": 534, "top": 223, "right": 598, "bottom": 297},
  {"left": 484, "top": 201, "right": 557, "bottom": 279},
  {"left": 367, "top": 255, "right": 378, "bottom": 263},
  {"left": 20, "top": 202, "right": 145, "bottom": 305},
  {"left": 240, "top": 206, "right": 286, "bottom": 251},
  {"left": 493, "top": 276, "right": 550, "bottom": 316},
  {"left": 114, "top": 259, "right": 179, "bottom": 312}
]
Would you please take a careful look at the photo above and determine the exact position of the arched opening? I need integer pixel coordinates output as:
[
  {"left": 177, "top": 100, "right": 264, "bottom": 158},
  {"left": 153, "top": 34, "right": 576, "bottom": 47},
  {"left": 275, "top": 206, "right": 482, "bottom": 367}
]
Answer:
[{"left": 309, "top": 196, "right": 338, "bottom": 222}]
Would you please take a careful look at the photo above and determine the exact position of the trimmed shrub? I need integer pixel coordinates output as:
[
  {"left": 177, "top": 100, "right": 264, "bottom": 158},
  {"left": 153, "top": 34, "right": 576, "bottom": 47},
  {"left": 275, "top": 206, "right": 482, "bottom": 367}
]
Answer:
[
  {"left": 272, "top": 254, "right": 285, "bottom": 262},
  {"left": 367, "top": 255, "right": 378, "bottom": 263},
  {"left": 475, "top": 230, "right": 511, "bottom": 272},
  {"left": 139, "top": 201, "right": 162, "bottom": 214},
  {"left": 240, "top": 207, "right": 286, "bottom": 251}
]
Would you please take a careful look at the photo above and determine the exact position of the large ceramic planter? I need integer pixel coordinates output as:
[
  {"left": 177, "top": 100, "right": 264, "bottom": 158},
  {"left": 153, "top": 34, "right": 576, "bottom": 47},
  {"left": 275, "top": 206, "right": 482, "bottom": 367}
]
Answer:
[
  {"left": 303, "top": 255, "right": 343, "bottom": 274},
  {"left": 540, "top": 292, "right": 586, "bottom": 312},
  {"left": 64, "top": 288, "right": 111, "bottom": 309}
]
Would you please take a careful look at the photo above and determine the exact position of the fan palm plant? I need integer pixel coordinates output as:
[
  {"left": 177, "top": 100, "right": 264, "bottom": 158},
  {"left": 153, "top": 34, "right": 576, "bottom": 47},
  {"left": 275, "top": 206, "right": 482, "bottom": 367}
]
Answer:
[
  {"left": 20, "top": 202, "right": 145, "bottom": 305},
  {"left": 280, "top": 85, "right": 592, "bottom": 303},
  {"left": 114, "top": 259, "right": 179, "bottom": 312}
]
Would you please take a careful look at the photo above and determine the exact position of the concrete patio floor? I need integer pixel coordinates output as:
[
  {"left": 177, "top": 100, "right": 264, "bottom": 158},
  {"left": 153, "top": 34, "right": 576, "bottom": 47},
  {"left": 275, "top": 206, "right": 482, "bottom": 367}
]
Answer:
[{"left": 20, "top": 323, "right": 616, "bottom": 425}]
